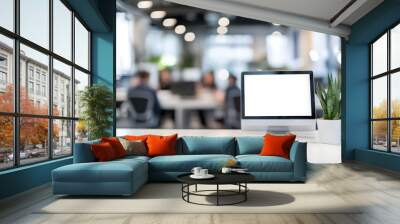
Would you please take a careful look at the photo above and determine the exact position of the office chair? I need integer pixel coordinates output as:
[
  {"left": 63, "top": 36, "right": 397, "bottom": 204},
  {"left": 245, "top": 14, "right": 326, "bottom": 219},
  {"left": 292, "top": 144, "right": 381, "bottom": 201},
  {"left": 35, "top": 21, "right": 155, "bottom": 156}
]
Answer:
[{"left": 117, "top": 90, "right": 159, "bottom": 128}]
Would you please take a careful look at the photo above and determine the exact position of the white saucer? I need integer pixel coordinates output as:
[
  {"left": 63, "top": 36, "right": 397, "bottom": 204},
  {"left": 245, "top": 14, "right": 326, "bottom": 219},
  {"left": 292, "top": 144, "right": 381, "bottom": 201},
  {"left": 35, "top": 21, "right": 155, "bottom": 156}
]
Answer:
[{"left": 190, "top": 174, "right": 215, "bottom": 179}]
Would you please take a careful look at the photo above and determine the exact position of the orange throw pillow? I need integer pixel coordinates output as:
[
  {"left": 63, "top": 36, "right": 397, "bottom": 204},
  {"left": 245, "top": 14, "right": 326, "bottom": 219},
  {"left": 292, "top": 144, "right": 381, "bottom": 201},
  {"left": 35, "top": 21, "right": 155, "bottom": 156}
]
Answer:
[
  {"left": 146, "top": 134, "right": 178, "bottom": 157},
  {"left": 91, "top": 142, "right": 117, "bottom": 162},
  {"left": 259, "top": 133, "right": 296, "bottom": 159},
  {"left": 101, "top": 137, "right": 127, "bottom": 158},
  {"left": 124, "top": 135, "right": 149, "bottom": 142}
]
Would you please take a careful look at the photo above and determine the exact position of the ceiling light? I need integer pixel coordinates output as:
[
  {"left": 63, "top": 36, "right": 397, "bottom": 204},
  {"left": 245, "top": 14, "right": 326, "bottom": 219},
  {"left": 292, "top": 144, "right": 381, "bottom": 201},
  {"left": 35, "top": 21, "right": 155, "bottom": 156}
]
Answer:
[
  {"left": 309, "top": 50, "right": 320, "bottom": 62},
  {"left": 272, "top": 23, "right": 280, "bottom": 26},
  {"left": 217, "top": 26, "right": 228, "bottom": 35},
  {"left": 217, "top": 69, "right": 229, "bottom": 80},
  {"left": 218, "top": 17, "right": 230, "bottom": 27},
  {"left": 137, "top": 1, "right": 153, "bottom": 9},
  {"left": 174, "top": 25, "right": 186, "bottom": 34},
  {"left": 184, "top": 32, "right": 195, "bottom": 42},
  {"left": 162, "top": 18, "right": 177, "bottom": 27},
  {"left": 150, "top": 11, "right": 166, "bottom": 19},
  {"left": 272, "top": 31, "right": 282, "bottom": 36}
]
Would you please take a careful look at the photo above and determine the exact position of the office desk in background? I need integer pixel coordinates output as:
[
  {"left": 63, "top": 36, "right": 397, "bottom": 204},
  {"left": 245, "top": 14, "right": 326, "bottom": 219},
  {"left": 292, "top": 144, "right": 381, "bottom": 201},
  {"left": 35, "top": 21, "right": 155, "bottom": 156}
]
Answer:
[{"left": 116, "top": 89, "right": 223, "bottom": 128}]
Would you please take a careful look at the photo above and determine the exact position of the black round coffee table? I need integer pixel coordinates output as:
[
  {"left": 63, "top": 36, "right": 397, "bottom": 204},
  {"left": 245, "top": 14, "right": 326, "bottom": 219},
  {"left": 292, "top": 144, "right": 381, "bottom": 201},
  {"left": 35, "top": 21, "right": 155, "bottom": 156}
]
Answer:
[{"left": 177, "top": 173, "right": 255, "bottom": 206}]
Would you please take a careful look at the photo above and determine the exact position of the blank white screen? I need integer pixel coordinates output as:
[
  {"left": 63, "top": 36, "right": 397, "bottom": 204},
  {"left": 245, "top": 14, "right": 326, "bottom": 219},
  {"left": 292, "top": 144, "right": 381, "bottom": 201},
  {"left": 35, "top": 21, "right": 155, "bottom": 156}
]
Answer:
[{"left": 244, "top": 74, "right": 313, "bottom": 117}]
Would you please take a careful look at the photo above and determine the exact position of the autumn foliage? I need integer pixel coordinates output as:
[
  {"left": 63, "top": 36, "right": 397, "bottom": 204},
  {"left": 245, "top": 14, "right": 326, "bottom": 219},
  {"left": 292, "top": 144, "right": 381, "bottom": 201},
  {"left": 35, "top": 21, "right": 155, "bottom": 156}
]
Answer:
[
  {"left": 372, "top": 99, "right": 400, "bottom": 143},
  {"left": 0, "top": 85, "right": 59, "bottom": 152}
]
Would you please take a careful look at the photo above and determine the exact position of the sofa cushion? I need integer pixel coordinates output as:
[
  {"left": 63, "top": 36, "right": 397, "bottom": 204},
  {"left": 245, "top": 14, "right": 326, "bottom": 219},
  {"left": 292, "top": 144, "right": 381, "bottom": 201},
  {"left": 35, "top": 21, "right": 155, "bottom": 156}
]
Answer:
[
  {"left": 236, "top": 136, "right": 263, "bottom": 155},
  {"left": 101, "top": 137, "right": 127, "bottom": 158},
  {"left": 260, "top": 133, "right": 296, "bottom": 159},
  {"left": 178, "top": 136, "right": 235, "bottom": 155},
  {"left": 73, "top": 139, "right": 100, "bottom": 163},
  {"left": 149, "top": 154, "right": 235, "bottom": 172},
  {"left": 147, "top": 134, "right": 178, "bottom": 157},
  {"left": 118, "top": 138, "right": 147, "bottom": 156},
  {"left": 91, "top": 142, "right": 118, "bottom": 162},
  {"left": 53, "top": 158, "right": 147, "bottom": 183},
  {"left": 236, "top": 155, "right": 293, "bottom": 172}
]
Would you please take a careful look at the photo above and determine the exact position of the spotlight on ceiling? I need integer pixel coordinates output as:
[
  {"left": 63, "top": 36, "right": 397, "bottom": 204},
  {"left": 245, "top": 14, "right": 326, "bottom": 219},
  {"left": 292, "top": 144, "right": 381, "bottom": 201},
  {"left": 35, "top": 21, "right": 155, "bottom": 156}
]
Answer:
[
  {"left": 217, "top": 26, "right": 228, "bottom": 35},
  {"left": 150, "top": 11, "right": 166, "bottom": 19},
  {"left": 174, "top": 25, "right": 186, "bottom": 34},
  {"left": 272, "top": 23, "right": 281, "bottom": 26},
  {"left": 184, "top": 32, "right": 196, "bottom": 42},
  {"left": 218, "top": 17, "right": 230, "bottom": 27},
  {"left": 162, "top": 18, "right": 177, "bottom": 27},
  {"left": 137, "top": 1, "right": 153, "bottom": 9}
]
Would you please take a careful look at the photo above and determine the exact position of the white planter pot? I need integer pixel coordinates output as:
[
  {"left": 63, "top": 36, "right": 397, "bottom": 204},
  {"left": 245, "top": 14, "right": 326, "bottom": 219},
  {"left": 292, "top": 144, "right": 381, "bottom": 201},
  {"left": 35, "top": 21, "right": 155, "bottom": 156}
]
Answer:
[{"left": 317, "top": 119, "right": 341, "bottom": 145}]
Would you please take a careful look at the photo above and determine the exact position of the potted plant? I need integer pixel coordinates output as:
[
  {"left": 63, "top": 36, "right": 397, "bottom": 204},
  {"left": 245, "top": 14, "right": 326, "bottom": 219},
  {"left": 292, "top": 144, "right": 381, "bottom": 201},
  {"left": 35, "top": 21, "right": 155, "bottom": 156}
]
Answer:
[
  {"left": 316, "top": 74, "right": 341, "bottom": 145},
  {"left": 79, "top": 84, "right": 113, "bottom": 140}
]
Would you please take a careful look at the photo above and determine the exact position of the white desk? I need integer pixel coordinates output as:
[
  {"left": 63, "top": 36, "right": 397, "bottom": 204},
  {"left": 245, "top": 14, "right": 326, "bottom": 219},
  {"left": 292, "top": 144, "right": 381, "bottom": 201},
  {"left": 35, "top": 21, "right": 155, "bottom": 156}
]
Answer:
[
  {"left": 157, "top": 91, "right": 222, "bottom": 128},
  {"left": 116, "top": 129, "right": 341, "bottom": 164},
  {"left": 117, "top": 89, "right": 222, "bottom": 128}
]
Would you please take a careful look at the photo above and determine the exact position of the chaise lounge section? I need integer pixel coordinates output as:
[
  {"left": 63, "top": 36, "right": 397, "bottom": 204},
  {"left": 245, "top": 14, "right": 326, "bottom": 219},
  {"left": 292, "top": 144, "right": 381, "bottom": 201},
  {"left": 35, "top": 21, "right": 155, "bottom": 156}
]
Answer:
[{"left": 52, "top": 136, "right": 307, "bottom": 196}]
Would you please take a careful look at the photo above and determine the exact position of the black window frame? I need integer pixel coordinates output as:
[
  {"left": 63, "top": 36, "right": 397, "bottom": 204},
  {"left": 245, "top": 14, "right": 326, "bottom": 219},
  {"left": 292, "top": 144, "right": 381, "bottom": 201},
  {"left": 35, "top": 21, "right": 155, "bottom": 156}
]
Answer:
[
  {"left": 0, "top": 0, "right": 92, "bottom": 171},
  {"left": 370, "top": 20, "right": 400, "bottom": 154}
]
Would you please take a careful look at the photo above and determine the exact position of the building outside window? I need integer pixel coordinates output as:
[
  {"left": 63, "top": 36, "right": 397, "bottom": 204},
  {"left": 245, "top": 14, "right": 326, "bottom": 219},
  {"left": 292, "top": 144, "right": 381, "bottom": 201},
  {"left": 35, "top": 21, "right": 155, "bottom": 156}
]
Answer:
[
  {"left": 28, "top": 81, "right": 34, "bottom": 94},
  {"left": 0, "top": 0, "right": 91, "bottom": 170}
]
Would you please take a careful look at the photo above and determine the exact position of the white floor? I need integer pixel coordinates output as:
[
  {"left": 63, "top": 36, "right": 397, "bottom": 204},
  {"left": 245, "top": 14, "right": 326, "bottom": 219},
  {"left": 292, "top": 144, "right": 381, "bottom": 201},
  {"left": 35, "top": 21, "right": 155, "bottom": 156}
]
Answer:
[{"left": 117, "top": 129, "right": 342, "bottom": 164}]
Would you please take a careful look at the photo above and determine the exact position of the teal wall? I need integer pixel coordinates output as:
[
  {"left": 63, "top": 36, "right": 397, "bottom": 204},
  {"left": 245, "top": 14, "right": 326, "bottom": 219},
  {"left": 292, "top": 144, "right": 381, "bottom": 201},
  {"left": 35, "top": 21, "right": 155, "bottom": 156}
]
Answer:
[
  {"left": 0, "top": 158, "right": 72, "bottom": 199},
  {"left": 0, "top": 0, "right": 116, "bottom": 200},
  {"left": 343, "top": 0, "right": 400, "bottom": 170}
]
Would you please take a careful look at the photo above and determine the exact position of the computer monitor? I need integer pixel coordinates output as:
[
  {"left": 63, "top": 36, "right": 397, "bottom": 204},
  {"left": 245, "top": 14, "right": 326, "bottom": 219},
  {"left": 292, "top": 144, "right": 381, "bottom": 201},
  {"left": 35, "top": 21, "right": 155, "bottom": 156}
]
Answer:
[
  {"left": 171, "top": 81, "right": 196, "bottom": 97},
  {"left": 241, "top": 71, "right": 316, "bottom": 132}
]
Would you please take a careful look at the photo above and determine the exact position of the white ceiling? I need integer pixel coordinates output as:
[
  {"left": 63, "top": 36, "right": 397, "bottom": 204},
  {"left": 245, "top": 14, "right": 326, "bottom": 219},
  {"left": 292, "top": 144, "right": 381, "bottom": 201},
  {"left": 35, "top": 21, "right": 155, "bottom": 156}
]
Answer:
[
  {"left": 225, "top": 0, "right": 352, "bottom": 22},
  {"left": 166, "top": 0, "right": 384, "bottom": 38}
]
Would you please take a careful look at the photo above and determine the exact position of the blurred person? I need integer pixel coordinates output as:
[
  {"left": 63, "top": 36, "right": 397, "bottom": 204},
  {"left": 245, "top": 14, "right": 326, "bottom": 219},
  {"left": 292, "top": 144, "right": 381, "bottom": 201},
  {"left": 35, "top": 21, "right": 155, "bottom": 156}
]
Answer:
[
  {"left": 200, "top": 71, "right": 217, "bottom": 90},
  {"left": 158, "top": 68, "right": 175, "bottom": 125},
  {"left": 224, "top": 74, "right": 241, "bottom": 128},
  {"left": 120, "top": 70, "right": 161, "bottom": 128},
  {"left": 197, "top": 71, "right": 218, "bottom": 128},
  {"left": 158, "top": 68, "right": 173, "bottom": 90}
]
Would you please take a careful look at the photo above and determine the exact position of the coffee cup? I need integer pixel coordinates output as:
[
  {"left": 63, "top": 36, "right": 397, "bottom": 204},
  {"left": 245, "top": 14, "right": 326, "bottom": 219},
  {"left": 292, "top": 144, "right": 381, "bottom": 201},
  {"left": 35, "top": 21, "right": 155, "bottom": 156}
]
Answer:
[
  {"left": 191, "top": 167, "right": 202, "bottom": 176},
  {"left": 221, "top": 167, "right": 232, "bottom": 174},
  {"left": 200, "top": 169, "right": 208, "bottom": 176}
]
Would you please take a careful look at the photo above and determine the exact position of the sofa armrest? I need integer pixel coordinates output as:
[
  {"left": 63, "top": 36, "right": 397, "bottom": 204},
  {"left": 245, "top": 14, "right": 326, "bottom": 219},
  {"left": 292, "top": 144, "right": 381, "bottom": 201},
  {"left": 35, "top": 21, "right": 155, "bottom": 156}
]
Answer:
[
  {"left": 289, "top": 141, "right": 307, "bottom": 181},
  {"left": 73, "top": 140, "right": 100, "bottom": 163}
]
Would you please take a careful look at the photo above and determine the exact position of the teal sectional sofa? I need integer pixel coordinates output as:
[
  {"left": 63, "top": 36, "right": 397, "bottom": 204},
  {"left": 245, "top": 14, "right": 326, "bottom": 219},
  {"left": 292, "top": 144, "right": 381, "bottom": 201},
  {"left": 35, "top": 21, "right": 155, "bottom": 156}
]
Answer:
[{"left": 52, "top": 136, "right": 307, "bottom": 196}]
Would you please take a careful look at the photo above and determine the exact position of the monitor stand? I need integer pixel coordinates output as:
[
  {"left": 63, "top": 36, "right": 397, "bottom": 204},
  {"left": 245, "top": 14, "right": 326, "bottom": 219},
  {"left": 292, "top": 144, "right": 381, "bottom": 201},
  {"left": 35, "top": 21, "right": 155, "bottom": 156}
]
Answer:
[{"left": 266, "top": 126, "right": 290, "bottom": 135}]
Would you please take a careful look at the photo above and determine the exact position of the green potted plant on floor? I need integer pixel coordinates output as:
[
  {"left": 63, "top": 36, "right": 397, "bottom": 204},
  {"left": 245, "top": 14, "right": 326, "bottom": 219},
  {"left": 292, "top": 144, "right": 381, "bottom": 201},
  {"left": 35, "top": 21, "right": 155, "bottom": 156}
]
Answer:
[
  {"left": 316, "top": 74, "right": 341, "bottom": 145},
  {"left": 79, "top": 84, "right": 113, "bottom": 140}
]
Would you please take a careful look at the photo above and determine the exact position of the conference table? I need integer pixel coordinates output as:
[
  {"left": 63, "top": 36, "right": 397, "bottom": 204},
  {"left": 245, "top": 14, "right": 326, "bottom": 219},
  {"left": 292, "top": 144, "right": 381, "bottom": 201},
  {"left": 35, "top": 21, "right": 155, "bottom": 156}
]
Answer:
[{"left": 116, "top": 89, "right": 223, "bottom": 128}]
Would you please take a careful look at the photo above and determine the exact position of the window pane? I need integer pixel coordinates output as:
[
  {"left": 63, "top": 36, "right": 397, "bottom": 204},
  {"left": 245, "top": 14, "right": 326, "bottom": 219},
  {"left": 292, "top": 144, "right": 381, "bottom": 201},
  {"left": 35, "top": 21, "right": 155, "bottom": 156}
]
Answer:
[
  {"left": 391, "top": 120, "right": 400, "bottom": 153},
  {"left": 391, "top": 72, "right": 400, "bottom": 118},
  {"left": 53, "top": 0, "right": 72, "bottom": 60},
  {"left": 53, "top": 119, "right": 72, "bottom": 157},
  {"left": 53, "top": 59, "right": 72, "bottom": 117},
  {"left": 0, "top": 0, "right": 14, "bottom": 31},
  {"left": 74, "top": 69, "right": 89, "bottom": 118},
  {"left": 75, "top": 18, "right": 89, "bottom": 70},
  {"left": 20, "top": 117, "right": 49, "bottom": 165},
  {"left": 0, "top": 35, "right": 14, "bottom": 112},
  {"left": 0, "top": 116, "right": 13, "bottom": 170},
  {"left": 75, "top": 120, "right": 88, "bottom": 143},
  {"left": 372, "top": 33, "right": 387, "bottom": 76},
  {"left": 391, "top": 24, "right": 400, "bottom": 70},
  {"left": 20, "top": 0, "right": 49, "bottom": 49},
  {"left": 372, "top": 121, "right": 388, "bottom": 151},
  {"left": 372, "top": 76, "right": 387, "bottom": 119},
  {"left": 20, "top": 44, "right": 49, "bottom": 115}
]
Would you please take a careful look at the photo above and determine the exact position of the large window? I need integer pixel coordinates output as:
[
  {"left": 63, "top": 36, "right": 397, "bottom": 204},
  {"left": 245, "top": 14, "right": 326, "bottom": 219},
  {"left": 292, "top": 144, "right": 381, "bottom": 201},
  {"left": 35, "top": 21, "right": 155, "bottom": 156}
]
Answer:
[
  {"left": 370, "top": 23, "right": 400, "bottom": 153},
  {"left": 0, "top": 0, "right": 91, "bottom": 170}
]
